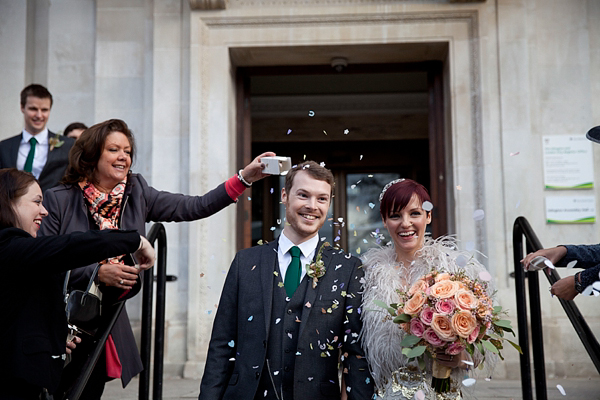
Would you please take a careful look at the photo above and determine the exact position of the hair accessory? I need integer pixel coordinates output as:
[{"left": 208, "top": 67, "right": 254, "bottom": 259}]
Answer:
[{"left": 379, "top": 178, "right": 405, "bottom": 202}]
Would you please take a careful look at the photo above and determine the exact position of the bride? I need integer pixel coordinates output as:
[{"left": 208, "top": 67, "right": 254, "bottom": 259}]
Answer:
[{"left": 360, "top": 179, "right": 495, "bottom": 399}]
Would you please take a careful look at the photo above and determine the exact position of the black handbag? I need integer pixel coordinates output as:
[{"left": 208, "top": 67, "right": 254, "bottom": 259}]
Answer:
[{"left": 63, "top": 264, "right": 103, "bottom": 335}]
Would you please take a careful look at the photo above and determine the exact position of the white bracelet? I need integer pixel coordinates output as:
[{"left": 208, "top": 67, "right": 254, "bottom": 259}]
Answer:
[{"left": 238, "top": 169, "right": 252, "bottom": 187}]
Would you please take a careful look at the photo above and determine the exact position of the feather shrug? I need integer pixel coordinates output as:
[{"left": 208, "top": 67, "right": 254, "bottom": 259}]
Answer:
[{"left": 360, "top": 237, "right": 497, "bottom": 399}]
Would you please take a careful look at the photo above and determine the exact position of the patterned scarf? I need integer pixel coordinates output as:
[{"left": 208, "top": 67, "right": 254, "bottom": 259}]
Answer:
[{"left": 79, "top": 178, "right": 127, "bottom": 264}]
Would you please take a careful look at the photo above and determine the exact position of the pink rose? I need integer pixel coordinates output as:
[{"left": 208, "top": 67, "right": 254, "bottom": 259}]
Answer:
[
  {"left": 446, "top": 341, "right": 466, "bottom": 355},
  {"left": 468, "top": 324, "right": 480, "bottom": 344},
  {"left": 410, "top": 317, "right": 426, "bottom": 338},
  {"left": 431, "top": 313, "right": 457, "bottom": 342},
  {"left": 434, "top": 299, "right": 456, "bottom": 315},
  {"left": 423, "top": 328, "right": 444, "bottom": 347},
  {"left": 420, "top": 306, "right": 434, "bottom": 325}
]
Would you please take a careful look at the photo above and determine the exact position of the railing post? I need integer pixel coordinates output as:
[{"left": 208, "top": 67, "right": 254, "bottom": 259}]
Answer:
[
  {"left": 153, "top": 225, "right": 168, "bottom": 399},
  {"left": 513, "top": 218, "right": 533, "bottom": 400}
]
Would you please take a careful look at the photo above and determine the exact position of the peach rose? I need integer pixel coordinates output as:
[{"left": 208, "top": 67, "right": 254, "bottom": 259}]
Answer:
[
  {"left": 435, "top": 272, "right": 451, "bottom": 282},
  {"left": 431, "top": 313, "right": 457, "bottom": 342},
  {"left": 430, "top": 280, "right": 459, "bottom": 299},
  {"left": 451, "top": 310, "right": 478, "bottom": 339},
  {"left": 454, "top": 289, "right": 479, "bottom": 310},
  {"left": 408, "top": 279, "right": 428, "bottom": 296},
  {"left": 403, "top": 291, "right": 427, "bottom": 315}
]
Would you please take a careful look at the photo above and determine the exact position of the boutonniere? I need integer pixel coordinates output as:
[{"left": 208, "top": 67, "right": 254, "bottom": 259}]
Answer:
[
  {"left": 48, "top": 136, "right": 65, "bottom": 151},
  {"left": 306, "top": 242, "right": 329, "bottom": 289}
]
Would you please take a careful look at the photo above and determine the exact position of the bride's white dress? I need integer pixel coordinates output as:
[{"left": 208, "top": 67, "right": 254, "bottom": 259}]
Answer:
[{"left": 360, "top": 238, "right": 496, "bottom": 399}]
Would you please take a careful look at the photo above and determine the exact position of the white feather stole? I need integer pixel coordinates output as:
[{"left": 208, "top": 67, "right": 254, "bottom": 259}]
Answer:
[{"left": 360, "top": 237, "right": 497, "bottom": 399}]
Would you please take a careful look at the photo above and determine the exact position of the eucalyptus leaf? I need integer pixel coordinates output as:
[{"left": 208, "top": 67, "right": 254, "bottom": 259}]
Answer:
[
  {"left": 393, "top": 314, "right": 411, "bottom": 323},
  {"left": 506, "top": 339, "right": 523, "bottom": 354},
  {"left": 399, "top": 335, "right": 421, "bottom": 347},
  {"left": 372, "top": 300, "right": 397, "bottom": 316},
  {"left": 482, "top": 340, "right": 499, "bottom": 354},
  {"left": 406, "top": 346, "right": 427, "bottom": 359},
  {"left": 493, "top": 320, "right": 513, "bottom": 329}
]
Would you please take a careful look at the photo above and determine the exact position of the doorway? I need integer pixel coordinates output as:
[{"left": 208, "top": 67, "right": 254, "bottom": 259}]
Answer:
[{"left": 236, "top": 61, "right": 447, "bottom": 253}]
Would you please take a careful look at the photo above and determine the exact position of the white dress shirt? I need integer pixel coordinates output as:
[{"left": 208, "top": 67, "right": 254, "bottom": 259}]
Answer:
[
  {"left": 277, "top": 231, "right": 319, "bottom": 284},
  {"left": 17, "top": 129, "right": 49, "bottom": 179}
]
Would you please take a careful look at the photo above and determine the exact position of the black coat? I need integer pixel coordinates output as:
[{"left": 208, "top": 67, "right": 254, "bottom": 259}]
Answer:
[
  {"left": 199, "top": 240, "right": 374, "bottom": 400},
  {"left": 0, "top": 227, "right": 141, "bottom": 394},
  {"left": 40, "top": 173, "right": 235, "bottom": 386},
  {"left": 0, "top": 132, "right": 75, "bottom": 193}
]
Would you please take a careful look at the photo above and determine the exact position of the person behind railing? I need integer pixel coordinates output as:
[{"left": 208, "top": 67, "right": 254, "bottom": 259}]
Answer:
[
  {"left": 39, "top": 118, "right": 275, "bottom": 399},
  {"left": 0, "top": 168, "right": 155, "bottom": 399},
  {"left": 521, "top": 126, "right": 600, "bottom": 301}
]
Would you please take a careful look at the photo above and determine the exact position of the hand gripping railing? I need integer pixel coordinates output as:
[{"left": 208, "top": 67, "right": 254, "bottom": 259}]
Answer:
[
  {"left": 64, "top": 222, "right": 173, "bottom": 400},
  {"left": 513, "top": 216, "right": 600, "bottom": 400}
]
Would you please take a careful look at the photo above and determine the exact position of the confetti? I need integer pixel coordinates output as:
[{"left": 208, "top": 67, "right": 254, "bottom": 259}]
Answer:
[
  {"left": 305, "top": 302, "right": 312, "bottom": 308},
  {"left": 544, "top": 259, "right": 555, "bottom": 269},
  {"left": 206, "top": 310, "right": 212, "bottom": 315},
  {"left": 277, "top": 219, "right": 282, "bottom": 224},
  {"left": 228, "top": 340, "right": 235, "bottom": 347},
  {"left": 566, "top": 260, "right": 577, "bottom": 269},
  {"left": 462, "top": 360, "right": 474, "bottom": 366},
  {"left": 270, "top": 226, "right": 276, "bottom": 231},
  {"left": 368, "top": 203, "right": 375, "bottom": 209},
  {"left": 473, "top": 209, "right": 485, "bottom": 221},
  {"left": 248, "top": 316, "right": 253, "bottom": 321},
  {"left": 335, "top": 264, "right": 342, "bottom": 270},
  {"left": 415, "top": 390, "right": 425, "bottom": 400},
  {"left": 359, "top": 155, "right": 363, "bottom": 160},
  {"left": 422, "top": 201, "right": 434, "bottom": 211},
  {"left": 264, "top": 390, "right": 268, "bottom": 397},
  {"left": 516, "top": 200, "right": 520, "bottom": 208},
  {"left": 323, "top": 130, "right": 327, "bottom": 135},
  {"left": 344, "top": 129, "right": 349, "bottom": 134},
  {"left": 287, "top": 129, "right": 292, "bottom": 135},
  {"left": 275, "top": 318, "right": 281, "bottom": 324},
  {"left": 356, "top": 248, "right": 361, "bottom": 254},
  {"left": 556, "top": 384, "right": 566, "bottom": 396},
  {"left": 462, "top": 378, "right": 476, "bottom": 387},
  {"left": 456, "top": 255, "right": 468, "bottom": 267},
  {"left": 510, "top": 151, "right": 520, "bottom": 156},
  {"left": 252, "top": 265, "right": 256, "bottom": 270},
  {"left": 308, "top": 110, "right": 315, "bottom": 117},
  {"left": 479, "top": 270, "right": 492, "bottom": 281},
  {"left": 200, "top": 273, "right": 205, "bottom": 277},
  {"left": 270, "top": 188, "right": 274, "bottom": 194},
  {"left": 363, "top": 239, "right": 368, "bottom": 244},
  {"left": 247, "top": 197, "right": 251, "bottom": 201},
  {"left": 456, "top": 185, "right": 462, "bottom": 190}
]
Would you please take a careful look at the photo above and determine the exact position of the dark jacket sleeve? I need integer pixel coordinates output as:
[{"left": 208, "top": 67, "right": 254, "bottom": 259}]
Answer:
[
  {"left": 198, "top": 253, "right": 240, "bottom": 400},
  {"left": 0, "top": 228, "right": 140, "bottom": 273},
  {"left": 342, "top": 258, "right": 375, "bottom": 399},
  {"left": 136, "top": 174, "right": 235, "bottom": 223},
  {"left": 557, "top": 244, "right": 600, "bottom": 291}
]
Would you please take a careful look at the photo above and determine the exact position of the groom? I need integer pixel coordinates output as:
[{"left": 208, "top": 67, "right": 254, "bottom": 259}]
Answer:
[{"left": 199, "top": 161, "right": 373, "bottom": 400}]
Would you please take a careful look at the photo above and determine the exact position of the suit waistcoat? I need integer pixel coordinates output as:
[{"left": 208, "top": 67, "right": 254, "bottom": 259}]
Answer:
[{"left": 257, "top": 266, "right": 309, "bottom": 400}]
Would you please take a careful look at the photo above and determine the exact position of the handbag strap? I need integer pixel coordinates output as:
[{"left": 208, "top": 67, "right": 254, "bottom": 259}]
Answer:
[{"left": 63, "top": 264, "right": 102, "bottom": 299}]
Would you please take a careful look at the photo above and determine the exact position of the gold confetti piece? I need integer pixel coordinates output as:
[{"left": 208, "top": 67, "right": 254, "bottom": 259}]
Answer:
[
  {"left": 278, "top": 282, "right": 284, "bottom": 287},
  {"left": 356, "top": 247, "right": 361, "bottom": 254},
  {"left": 274, "top": 271, "right": 279, "bottom": 276},
  {"left": 341, "top": 291, "right": 347, "bottom": 297},
  {"left": 353, "top": 230, "right": 357, "bottom": 236},
  {"left": 310, "top": 343, "right": 313, "bottom": 349},
  {"left": 303, "top": 154, "right": 306, "bottom": 160},
  {"left": 347, "top": 309, "right": 353, "bottom": 313},
  {"left": 327, "top": 308, "right": 333, "bottom": 313}
]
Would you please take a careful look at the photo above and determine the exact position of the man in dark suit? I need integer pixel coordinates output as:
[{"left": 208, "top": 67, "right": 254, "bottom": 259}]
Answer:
[
  {"left": 0, "top": 84, "right": 74, "bottom": 192},
  {"left": 199, "top": 161, "right": 374, "bottom": 400}
]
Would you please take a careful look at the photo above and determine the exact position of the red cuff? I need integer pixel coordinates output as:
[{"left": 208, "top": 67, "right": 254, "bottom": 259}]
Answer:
[
  {"left": 225, "top": 175, "right": 247, "bottom": 201},
  {"left": 105, "top": 334, "right": 122, "bottom": 379}
]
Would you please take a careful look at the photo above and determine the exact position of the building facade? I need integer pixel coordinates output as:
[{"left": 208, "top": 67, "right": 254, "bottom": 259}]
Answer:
[{"left": 0, "top": 0, "right": 598, "bottom": 380}]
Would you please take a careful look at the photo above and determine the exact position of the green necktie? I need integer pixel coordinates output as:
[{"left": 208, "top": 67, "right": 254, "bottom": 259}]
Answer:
[
  {"left": 24, "top": 137, "right": 37, "bottom": 173},
  {"left": 284, "top": 246, "right": 302, "bottom": 298}
]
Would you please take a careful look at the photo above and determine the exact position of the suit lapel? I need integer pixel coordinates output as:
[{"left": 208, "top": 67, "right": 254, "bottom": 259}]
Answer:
[
  {"left": 6, "top": 134, "right": 21, "bottom": 167},
  {"left": 41, "top": 131, "right": 58, "bottom": 177},
  {"left": 298, "top": 245, "right": 332, "bottom": 338},
  {"left": 261, "top": 240, "right": 279, "bottom": 340}
]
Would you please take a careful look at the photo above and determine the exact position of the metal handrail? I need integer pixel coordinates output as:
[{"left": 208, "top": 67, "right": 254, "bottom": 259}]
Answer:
[
  {"left": 513, "top": 216, "right": 600, "bottom": 400},
  {"left": 139, "top": 222, "right": 170, "bottom": 400}
]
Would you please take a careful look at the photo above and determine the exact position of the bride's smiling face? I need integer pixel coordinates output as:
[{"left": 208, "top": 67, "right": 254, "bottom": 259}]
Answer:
[{"left": 383, "top": 194, "right": 431, "bottom": 262}]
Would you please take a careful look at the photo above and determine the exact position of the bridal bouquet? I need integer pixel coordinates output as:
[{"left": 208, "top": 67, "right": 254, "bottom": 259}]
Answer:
[{"left": 374, "top": 269, "right": 521, "bottom": 393}]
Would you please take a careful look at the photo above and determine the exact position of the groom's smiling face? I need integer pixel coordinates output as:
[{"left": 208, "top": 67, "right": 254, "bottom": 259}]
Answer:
[{"left": 281, "top": 170, "right": 331, "bottom": 244}]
